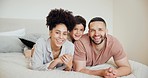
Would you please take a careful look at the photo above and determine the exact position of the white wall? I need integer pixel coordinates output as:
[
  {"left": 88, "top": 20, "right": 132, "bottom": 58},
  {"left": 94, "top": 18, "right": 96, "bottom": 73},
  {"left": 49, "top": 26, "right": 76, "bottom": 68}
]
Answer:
[
  {"left": 113, "top": 0, "right": 148, "bottom": 65},
  {"left": 0, "top": 0, "right": 113, "bottom": 34},
  {"left": 1, "top": 0, "right": 148, "bottom": 65}
]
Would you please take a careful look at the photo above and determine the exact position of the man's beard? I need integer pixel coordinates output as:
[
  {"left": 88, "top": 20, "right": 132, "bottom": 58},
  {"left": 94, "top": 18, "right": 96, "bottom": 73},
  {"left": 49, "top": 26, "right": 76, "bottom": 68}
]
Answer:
[{"left": 90, "top": 34, "right": 106, "bottom": 45}]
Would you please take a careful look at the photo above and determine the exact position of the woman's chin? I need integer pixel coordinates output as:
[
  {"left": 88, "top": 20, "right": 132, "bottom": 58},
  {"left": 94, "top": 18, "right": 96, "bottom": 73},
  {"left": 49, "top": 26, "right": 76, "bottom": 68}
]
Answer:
[{"left": 56, "top": 43, "right": 63, "bottom": 47}]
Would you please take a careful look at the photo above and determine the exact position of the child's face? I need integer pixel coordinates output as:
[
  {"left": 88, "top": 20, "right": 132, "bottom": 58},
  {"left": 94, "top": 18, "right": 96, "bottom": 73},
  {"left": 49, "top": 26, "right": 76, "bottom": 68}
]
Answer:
[{"left": 70, "top": 24, "right": 84, "bottom": 41}]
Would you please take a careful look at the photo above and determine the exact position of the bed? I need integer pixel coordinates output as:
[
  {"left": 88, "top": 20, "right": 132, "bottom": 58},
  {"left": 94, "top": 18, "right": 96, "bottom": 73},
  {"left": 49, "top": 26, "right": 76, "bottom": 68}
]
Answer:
[{"left": 0, "top": 18, "right": 148, "bottom": 78}]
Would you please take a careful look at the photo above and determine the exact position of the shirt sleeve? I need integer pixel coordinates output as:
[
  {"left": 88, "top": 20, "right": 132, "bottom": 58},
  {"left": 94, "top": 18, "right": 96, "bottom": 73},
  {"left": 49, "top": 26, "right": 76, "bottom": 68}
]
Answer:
[
  {"left": 65, "top": 40, "right": 75, "bottom": 56},
  {"left": 112, "top": 38, "right": 126, "bottom": 61},
  {"left": 31, "top": 38, "right": 49, "bottom": 71},
  {"left": 73, "top": 40, "right": 86, "bottom": 61},
  {"left": 68, "top": 43, "right": 75, "bottom": 56}
]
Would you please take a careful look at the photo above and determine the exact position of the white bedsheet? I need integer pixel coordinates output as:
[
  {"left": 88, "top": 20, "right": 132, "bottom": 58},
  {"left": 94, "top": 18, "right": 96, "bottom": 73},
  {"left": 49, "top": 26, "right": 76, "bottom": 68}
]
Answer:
[{"left": 0, "top": 53, "right": 148, "bottom": 78}]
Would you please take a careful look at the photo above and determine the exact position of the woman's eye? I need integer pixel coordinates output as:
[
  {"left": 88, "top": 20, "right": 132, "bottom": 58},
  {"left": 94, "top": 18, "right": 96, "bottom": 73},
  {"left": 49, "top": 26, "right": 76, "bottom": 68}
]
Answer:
[
  {"left": 63, "top": 33, "right": 67, "bottom": 35},
  {"left": 56, "top": 32, "right": 60, "bottom": 34}
]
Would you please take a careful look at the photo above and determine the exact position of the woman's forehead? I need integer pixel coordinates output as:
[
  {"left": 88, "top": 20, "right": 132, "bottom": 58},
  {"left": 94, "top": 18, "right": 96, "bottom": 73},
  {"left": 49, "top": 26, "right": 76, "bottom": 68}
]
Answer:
[{"left": 52, "top": 24, "right": 68, "bottom": 32}]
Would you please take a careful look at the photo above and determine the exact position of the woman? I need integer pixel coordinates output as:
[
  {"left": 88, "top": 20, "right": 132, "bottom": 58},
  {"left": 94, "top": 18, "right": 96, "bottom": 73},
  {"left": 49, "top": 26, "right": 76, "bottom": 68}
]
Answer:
[{"left": 31, "top": 8, "right": 76, "bottom": 71}]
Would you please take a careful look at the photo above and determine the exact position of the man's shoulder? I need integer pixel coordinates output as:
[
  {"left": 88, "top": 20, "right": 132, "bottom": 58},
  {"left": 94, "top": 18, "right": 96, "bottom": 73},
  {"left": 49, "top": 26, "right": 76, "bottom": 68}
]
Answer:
[{"left": 107, "top": 34, "right": 120, "bottom": 43}]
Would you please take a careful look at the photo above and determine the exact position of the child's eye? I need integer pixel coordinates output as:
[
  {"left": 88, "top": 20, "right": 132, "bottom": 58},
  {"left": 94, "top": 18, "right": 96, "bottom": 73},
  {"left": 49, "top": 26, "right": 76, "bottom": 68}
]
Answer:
[
  {"left": 74, "top": 28, "right": 77, "bottom": 30},
  {"left": 80, "top": 29, "right": 84, "bottom": 32}
]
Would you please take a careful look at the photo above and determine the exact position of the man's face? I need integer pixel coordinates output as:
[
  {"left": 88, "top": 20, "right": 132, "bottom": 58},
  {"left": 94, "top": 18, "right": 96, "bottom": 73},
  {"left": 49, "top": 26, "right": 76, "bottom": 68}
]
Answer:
[{"left": 88, "top": 21, "right": 107, "bottom": 45}]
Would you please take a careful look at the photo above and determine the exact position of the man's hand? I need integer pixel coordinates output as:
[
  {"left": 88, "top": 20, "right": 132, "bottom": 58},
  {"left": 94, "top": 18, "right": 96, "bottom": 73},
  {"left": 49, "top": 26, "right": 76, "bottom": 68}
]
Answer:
[{"left": 103, "top": 67, "right": 117, "bottom": 78}]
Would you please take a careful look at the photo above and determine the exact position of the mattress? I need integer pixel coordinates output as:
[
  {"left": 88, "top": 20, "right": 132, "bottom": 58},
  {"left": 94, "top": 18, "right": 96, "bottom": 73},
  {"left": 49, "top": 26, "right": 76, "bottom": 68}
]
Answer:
[{"left": 0, "top": 53, "right": 148, "bottom": 78}]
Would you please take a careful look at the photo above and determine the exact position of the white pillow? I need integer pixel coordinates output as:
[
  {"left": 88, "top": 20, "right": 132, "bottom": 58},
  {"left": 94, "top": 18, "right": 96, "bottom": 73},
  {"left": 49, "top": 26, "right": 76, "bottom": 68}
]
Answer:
[
  {"left": 0, "top": 36, "right": 25, "bottom": 53},
  {"left": 0, "top": 28, "right": 25, "bottom": 37}
]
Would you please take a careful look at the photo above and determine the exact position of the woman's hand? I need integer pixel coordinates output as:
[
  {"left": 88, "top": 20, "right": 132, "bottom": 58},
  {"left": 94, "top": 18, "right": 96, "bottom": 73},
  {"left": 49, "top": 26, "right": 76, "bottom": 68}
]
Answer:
[
  {"left": 54, "top": 57, "right": 63, "bottom": 64},
  {"left": 60, "top": 54, "right": 73, "bottom": 71}
]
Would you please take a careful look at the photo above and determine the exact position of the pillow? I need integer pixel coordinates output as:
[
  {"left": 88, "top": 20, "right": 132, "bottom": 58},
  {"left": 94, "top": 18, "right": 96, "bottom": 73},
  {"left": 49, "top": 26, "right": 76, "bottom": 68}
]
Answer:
[
  {"left": 19, "top": 38, "right": 35, "bottom": 49},
  {"left": 0, "top": 28, "right": 25, "bottom": 37},
  {"left": 19, "top": 33, "right": 47, "bottom": 49},
  {"left": 0, "top": 36, "right": 25, "bottom": 53}
]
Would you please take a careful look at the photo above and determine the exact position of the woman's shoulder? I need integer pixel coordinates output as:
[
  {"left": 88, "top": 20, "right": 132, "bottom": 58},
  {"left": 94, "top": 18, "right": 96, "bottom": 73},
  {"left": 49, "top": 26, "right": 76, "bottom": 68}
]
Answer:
[
  {"left": 64, "top": 40, "right": 74, "bottom": 47},
  {"left": 63, "top": 40, "right": 74, "bottom": 55},
  {"left": 35, "top": 37, "right": 48, "bottom": 44}
]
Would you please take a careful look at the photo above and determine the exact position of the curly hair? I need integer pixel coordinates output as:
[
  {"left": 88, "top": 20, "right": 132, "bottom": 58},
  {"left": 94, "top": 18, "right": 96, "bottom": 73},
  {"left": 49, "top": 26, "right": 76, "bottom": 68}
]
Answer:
[{"left": 46, "top": 8, "right": 76, "bottom": 31}]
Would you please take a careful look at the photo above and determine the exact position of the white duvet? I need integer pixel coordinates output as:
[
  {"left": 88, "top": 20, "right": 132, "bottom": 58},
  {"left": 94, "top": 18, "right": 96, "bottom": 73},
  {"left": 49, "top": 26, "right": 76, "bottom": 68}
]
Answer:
[{"left": 0, "top": 53, "right": 148, "bottom": 78}]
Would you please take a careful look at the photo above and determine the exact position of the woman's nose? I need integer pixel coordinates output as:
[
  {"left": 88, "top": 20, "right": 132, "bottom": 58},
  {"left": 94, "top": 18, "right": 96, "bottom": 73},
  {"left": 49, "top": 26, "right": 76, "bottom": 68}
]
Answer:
[{"left": 59, "top": 34, "right": 63, "bottom": 38}]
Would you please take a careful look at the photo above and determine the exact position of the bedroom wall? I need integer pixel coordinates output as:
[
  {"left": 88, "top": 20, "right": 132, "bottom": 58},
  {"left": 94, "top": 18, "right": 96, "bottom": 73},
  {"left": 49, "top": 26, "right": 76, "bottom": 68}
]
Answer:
[
  {"left": 1, "top": 0, "right": 148, "bottom": 66},
  {"left": 0, "top": 0, "right": 113, "bottom": 34},
  {"left": 113, "top": 0, "right": 148, "bottom": 65}
]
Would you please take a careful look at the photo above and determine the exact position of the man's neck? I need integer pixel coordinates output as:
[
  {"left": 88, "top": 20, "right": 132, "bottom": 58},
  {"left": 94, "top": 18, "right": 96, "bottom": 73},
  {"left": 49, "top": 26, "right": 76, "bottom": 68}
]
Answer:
[{"left": 92, "top": 39, "right": 106, "bottom": 54}]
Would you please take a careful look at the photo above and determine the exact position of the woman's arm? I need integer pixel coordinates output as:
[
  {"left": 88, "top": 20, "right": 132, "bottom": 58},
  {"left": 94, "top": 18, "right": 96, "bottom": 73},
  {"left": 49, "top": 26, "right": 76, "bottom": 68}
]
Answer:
[{"left": 48, "top": 57, "right": 63, "bottom": 69}]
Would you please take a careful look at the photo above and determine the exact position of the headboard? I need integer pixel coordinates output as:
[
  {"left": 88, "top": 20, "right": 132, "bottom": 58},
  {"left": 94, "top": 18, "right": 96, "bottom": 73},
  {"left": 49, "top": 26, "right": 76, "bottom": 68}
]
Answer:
[{"left": 0, "top": 18, "right": 48, "bottom": 34}]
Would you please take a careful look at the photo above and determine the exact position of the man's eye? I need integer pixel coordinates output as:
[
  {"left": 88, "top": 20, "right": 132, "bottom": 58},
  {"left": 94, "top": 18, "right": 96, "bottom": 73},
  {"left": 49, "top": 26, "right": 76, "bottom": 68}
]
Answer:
[
  {"left": 90, "top": 30, "right": 95, "bottom": 32},
  {"left": 98, "top": 29, "right": 103, "bottom": 31}
]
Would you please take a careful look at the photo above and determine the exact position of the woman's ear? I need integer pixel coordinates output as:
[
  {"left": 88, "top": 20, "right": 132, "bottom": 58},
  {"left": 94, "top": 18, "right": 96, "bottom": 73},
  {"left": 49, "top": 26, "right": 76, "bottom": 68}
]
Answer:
[{"left": 49, "top": 30, "right": 51, "bottom": 37}]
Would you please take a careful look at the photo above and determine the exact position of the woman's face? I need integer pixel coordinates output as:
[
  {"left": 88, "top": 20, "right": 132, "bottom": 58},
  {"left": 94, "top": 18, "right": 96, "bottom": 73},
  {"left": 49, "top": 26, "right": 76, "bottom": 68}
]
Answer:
[
  {"left": 50, "top": 24, "right": 68, "bottom": 48},
  {"left": 70, "top": 24, "right": 84, "bottom": 41}
]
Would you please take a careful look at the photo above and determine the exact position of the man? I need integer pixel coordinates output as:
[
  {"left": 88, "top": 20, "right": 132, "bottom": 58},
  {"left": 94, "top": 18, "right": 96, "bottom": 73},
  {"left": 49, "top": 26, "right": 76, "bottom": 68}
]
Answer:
[{"left": 73, "top": 17, "right": 131, "bottom": 78}]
